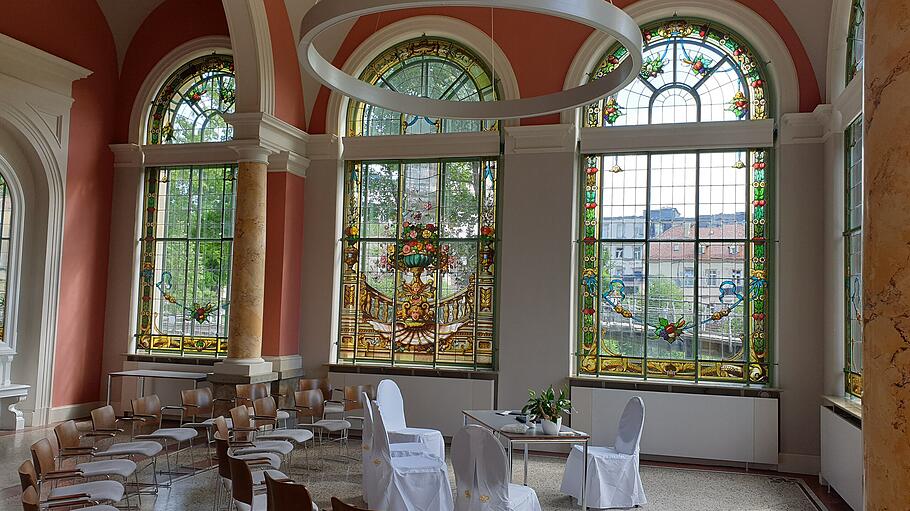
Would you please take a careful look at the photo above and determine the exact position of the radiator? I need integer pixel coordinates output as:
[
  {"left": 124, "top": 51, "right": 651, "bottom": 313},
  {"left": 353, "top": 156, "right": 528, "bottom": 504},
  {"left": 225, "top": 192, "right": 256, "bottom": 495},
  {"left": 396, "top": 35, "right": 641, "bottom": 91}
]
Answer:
[
  {"left": 820, "top": 405, "right": 862, "bottom": 510},
  {"left": 328, "top": 372, "right": 495, "bottom": 437},
  {"left": 571, "top": 386, "right": 779, "bottom": 465}
]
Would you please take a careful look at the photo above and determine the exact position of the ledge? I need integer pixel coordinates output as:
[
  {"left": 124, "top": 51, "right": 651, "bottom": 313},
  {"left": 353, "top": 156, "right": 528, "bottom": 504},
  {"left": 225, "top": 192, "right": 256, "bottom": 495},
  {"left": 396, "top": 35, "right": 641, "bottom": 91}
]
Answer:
[
  {"left": 327, "top": 363, "right": 497, "bottom": 381},
  {"left": 822, "top": 395, "right": 862, "bottom": 422},
  {"left": 126, "top": 354, "right": 219, "bottom": 366},
  {"left": 570, "top": 376, "right": 780, "bottom": 399}
]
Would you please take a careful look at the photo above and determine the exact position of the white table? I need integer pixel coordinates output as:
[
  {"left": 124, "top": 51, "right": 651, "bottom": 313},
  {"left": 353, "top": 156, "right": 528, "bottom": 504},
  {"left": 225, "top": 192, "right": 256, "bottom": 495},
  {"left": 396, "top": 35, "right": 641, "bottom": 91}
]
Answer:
[{"left": 106, "top": 369, "right": 209, "bottom": 406}]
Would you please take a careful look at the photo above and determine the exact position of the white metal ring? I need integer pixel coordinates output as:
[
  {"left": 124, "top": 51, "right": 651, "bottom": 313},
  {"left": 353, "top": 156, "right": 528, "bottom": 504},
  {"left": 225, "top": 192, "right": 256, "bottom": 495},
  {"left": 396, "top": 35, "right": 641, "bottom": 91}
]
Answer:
[{"left": 298, "top": 0, "right": 643, "bottom": 120}]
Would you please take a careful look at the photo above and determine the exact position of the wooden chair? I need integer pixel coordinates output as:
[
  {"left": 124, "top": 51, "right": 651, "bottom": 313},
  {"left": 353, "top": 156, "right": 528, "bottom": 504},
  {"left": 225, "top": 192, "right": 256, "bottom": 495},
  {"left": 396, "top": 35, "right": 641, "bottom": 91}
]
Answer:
[
  {"left": 213, "top": 425, "right": 283, "bottom": 511},
  {"left": 297, "top": 378, "right": 333, "bottom": 403},
  {"left": 27, "top": 441, "right": 125, "bottom": 506},
  {"left": 20, "top": 483, "right": 119, "bottom": 511},
  {"left": 130, "top": 394, "right": 199, "bottom": 480},
  {"left": 229, "top": 406, "right": 294, "bottom": 465},
  {"left": 237, "top": 383, "right": 291, "bottom": 427},
  {"left": 293, "top": 389, "right": 351, "bottom": 460},
  {"left": 52, "top": 421, "right": 140, "bottom": 504},
  {"left": 229, "top": 454, "right": 292, "bottom": 511},
  {"left": 331, "top": 497, "right": 373, "bottom": 511},
  {"left": 264, "top": 472, "right": 318, "bottom": 511},
  {"left": 253, "top": 396, "right": 315, "bottom": 468},
  {"left": 178, "top": 387, "right": 235, "bottom": 462}
]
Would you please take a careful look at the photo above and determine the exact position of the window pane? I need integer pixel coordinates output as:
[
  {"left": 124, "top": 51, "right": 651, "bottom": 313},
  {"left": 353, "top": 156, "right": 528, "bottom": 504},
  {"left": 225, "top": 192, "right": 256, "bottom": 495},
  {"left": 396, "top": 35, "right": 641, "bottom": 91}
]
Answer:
[
  {"left": 698, "top": 242, "right": 747, "bottom": 362},
  {"left": 699, "top": 152, "right": 748, "bottom": 239},
  {"left": 600, "top": 154, "right": 648, "bottom": 240},
  {"left": 599, "top": 242, "right": 646, "bottom": 358},
  {"left": 650, "top": 154, "right": 696, "bottom": 239},
  {"left": 363, "top": 163, "right": 400, "bottom": 238}
]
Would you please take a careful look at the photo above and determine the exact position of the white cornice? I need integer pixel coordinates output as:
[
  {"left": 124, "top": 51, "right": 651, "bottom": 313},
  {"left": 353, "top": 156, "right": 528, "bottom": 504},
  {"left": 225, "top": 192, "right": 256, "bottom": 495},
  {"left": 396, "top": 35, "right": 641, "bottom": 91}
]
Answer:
[
  {"left": 581, "top": 119, "right": 774, "bottom": 154},
  {"left": 833, "top": 77, "right": 862, "bottom": 131},
  {"left": 141, "top": 142, "right": 237, "bottom": 167},
  {"left": 226, "top": 112, "right": 309, "bottom": 156},
  {"left": 779, "top": 111, "right": 827, "bottom": 145},
  {"left": 341, "top": 131, "right": 500, "bottom": 161},
  {"left": 109, "top": 144, "right": 144, "bottom": 168},
  {"left": 307, "top": 134, "right": 341, "bottom": 161},
  {"left": 0, "top": 34, "right": 91, "bottom": 98},
  {"left": 504, "top": 124, "right": 576, "bottom": 154}
]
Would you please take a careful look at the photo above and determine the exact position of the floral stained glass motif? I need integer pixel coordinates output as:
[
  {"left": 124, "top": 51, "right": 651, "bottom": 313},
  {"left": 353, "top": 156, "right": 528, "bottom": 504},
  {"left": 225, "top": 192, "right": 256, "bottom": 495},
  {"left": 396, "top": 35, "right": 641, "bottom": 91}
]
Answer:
[
  {"left": 845, "top": 117, "right": 863, "bottom": 398},
  {"left": 578, "top": 150, "right": 771, "bottom": 384},
  {"left": 847, "top": 0, "right": 865, "bottom": 85},
  {"left": 0, "top": 174, "right": 12, "bottom": 343},
  {"left": 147, "top": 54, "right": 235, "bottom": 145},
  {"left": 338, "top": 159, "right": 498, "bottom": 369},
  {"left": 136, "top": 165, "right": 236, "bottom": 356},
  {"left": 586, "top": 19, "right": 770, "bottom": 127},
  {"left": 346, "top": 37, "right": 499, "bottom": 137}
]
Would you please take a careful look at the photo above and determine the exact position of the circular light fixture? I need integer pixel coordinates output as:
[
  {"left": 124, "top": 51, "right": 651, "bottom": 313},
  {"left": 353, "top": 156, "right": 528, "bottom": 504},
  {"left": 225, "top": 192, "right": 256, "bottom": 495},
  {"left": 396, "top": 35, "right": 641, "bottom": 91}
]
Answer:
[{"left": 299, "top": 0, "right": 643, "bottom": 120}]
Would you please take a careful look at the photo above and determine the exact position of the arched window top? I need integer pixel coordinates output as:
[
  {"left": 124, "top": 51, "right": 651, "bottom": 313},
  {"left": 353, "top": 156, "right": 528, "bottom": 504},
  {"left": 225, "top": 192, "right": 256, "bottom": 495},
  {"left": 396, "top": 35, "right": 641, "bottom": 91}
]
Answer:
[
  {"left": 847, "top": 0, "right": 865, "bottom": 85},
  {"left": 147, "top": 53, "right": 235, "bottom": 145},
  {"left": 0, "top": 172, "right": 13, "bottom": 344},
  {"left": 585, "top": 18, "right": 771, "bottom": 128},
  {"left": 346, "top": 37, "right": 499, "bottom": 137}
]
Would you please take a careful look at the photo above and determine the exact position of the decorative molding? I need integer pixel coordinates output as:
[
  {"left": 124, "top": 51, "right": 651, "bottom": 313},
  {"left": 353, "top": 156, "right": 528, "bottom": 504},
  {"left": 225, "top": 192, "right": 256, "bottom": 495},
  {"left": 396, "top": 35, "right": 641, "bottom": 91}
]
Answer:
[
  {"left": 109, "top": 144, "right": 144, "bottom": 168},
  {"left": 0, "top": 34, "right": 91, "bottom": 98},
  {"left": 267, "top": 151, "right": 309, "bottom": 178},
  {"left": 581, "top": 120, "right": 774, "bottom": 154},
  {"left": 226, "top": 112, "right": 309, "bottom": 156},
  {"left": 0, "top": 384, "right": 28, "bottom": 430},
  {"left": 324, "top": 15, "right": 522, "bottom": 135},
  {"left": 223, "top": 0, "right": 274, "bottom": 115},
  {"left": 141, "top": 142, "right": 237, "bottom": 167},
  {"left": 833, "top": 76, "right": 862, "bottom": 131},
  {"left": 504, "top": 124, "right": 576, "bottom": 155},
  {"left": 779, "top": 112, "right": 827, "bottom": 145},
  {"left": 127, "top": 36, "right": 233, "bottom": 144},
  {"left": 307, "top": 134, "right": 341, "bottom": 161},
  {"left": 341, "top": 131, "right": 500, "bottom": 161}
]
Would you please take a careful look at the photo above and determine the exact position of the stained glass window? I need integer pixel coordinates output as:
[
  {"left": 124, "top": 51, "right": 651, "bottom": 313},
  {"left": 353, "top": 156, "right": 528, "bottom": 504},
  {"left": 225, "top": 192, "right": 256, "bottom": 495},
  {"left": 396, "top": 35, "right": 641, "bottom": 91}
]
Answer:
[
  {"left": 135, "top": 165, "right": 236, "bottom": 356},
  {"left": 0, "top": 174, "right": 12, "bottom": 343},
  {"left": 147, "top": 54, "right": 235, "bottom": 145},
  {"left": 346, "top": 37, "right": 498, "bottom": 137},
  {"left": 337, "top": 159, "right": 498, "bottom": 369},
  {"left": 845, "top": 117, "right": 863, "bottom": 398},
  {"left": 847, "top": 0, "right": 865, "bottom": 85},
  {"left": 578, "top": 151, "right": 770, "bottom": 384},
  {"left": 585, "top": 19, "right": 769, "bottom": 128}
]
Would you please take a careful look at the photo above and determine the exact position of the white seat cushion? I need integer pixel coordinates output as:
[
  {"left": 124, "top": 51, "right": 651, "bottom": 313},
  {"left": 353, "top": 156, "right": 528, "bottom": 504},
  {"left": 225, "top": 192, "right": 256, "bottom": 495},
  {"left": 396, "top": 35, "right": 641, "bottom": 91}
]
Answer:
[
  {"left": 258, "top": 428, "right": 314, "bottom": 444},
  {"left": 77, "top": 459, "right": 137, "bottom": 479},
  {"left": 143, "top": 427, "right": 197, "bottom": 442},
  {"left": 197, "top": 417, "right": 233, "bottom": 429},
  {"left": 251, "top": 469, "right": 287, "bottom": 485},
  {"left": 49, "top": 480, "right": 124, "bottom": 503},
  {"left": 234, "top": 452, "right": 282, "bottom": 469},
  {"left": 276, "top": 410, "right": 291, "bottom": 420},
  {"left": 508, "top": 483, "right": 539, "bottom": 510},
  {"left": 390, "top": 441, "right": 429, "bottom": 457},
  {"left": 78, "top": 506, "right": 119, "bottom": 511},
  {"left": 95, "top": 440, "right": 163, "bottom": 457},
  {"left": 312, "top": 419, "right": 351, "bottom": 432},
  {"left": 234, "top": 492, "right": 267, "bottom": 511},
  {"left": 234, "top": 439, "right": 294, "bottom": 456}
]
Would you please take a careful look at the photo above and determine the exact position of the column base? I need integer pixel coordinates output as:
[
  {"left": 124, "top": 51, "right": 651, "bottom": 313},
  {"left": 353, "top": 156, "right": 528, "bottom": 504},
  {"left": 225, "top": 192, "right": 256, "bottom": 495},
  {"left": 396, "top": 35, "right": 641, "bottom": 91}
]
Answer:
[
  {"left": 213, "top": 357, "right": 274, "bottom": 377},
  {"left": 0, "top": 384, "right": 29, "bottom": 430}
]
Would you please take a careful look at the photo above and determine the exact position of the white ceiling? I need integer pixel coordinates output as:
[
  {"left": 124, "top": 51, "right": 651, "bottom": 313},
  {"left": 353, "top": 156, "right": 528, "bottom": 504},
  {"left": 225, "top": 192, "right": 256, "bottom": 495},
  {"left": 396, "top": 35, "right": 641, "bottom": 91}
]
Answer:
[{"left": 96, "top": 0, "right": 832, "bottom": 111}]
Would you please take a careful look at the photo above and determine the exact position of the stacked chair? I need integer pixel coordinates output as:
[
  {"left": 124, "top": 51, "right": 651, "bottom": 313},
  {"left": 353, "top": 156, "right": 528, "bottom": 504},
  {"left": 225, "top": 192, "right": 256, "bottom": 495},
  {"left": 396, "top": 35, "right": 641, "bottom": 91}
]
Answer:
[
  {"left": 227, "top": 407, "right": 295, "bottom": 468},
  {"left": 237, "top": 383, "right": 292, "bottom": 428},
  {"left": 177, "top": 386, "right": 236, "bottom": 461},
  {"left": 252, "top": 396, "right": 315, "bottom": 468},
  {"left": 51, "top": 421, "right": 141, "bottom": 505},
  {"left": 375, "top": 379, "right": 445, "bottom": 460}
]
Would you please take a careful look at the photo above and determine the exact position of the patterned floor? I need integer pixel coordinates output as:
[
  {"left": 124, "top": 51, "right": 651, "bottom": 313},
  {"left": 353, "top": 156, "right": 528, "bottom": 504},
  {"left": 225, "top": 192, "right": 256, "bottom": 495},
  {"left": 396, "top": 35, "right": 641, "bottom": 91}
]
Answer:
[{"left": 0, "top": 429, "right": 828, "bottom": 511}]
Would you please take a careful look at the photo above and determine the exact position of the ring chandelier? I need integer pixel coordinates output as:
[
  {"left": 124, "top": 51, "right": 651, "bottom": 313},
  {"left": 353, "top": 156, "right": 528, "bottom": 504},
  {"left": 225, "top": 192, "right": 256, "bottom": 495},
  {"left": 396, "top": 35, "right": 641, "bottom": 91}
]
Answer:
[{"left": 298, "top": 0, "right": 644, "bottom": 120}]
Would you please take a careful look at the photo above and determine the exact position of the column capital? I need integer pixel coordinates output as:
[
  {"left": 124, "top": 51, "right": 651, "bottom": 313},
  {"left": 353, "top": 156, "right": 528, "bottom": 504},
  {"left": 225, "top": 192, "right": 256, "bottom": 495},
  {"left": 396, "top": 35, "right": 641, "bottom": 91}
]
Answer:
[
  {"left": 504, "top": 124, "right": 576, "bottom": 155},
  {"left": 229, "top": 141, "right": 272, "bottom": 164}
]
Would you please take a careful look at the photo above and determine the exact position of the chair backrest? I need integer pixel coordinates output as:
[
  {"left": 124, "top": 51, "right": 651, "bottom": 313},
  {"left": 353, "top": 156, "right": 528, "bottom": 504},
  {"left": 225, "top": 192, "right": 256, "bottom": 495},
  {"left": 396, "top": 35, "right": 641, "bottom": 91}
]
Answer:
[
  {"left": 360, "top": 392, "right": 373, "bottom": 451},
  {"left": 213, "top": 415, "right": 230, "bottom": 441},
  {"left": 294, "top": 389, "right": 324, "bottom": 422},
  {"left": 613, "top": 396, "right": 645, "bottom": 455},
  {"left": 213, "top": 430, "right": 232, "bottom": 480},
  {"left": 452, "top": 425, "right": 510, "bottom": 510},
  {"left": 91, "top": 405, "right": 117, "bottom": 431},
  {"left": 298, "top": 378, "right": 332, "bottom": 402},
  {"left": 17, "top": 460, "right": 37, "bottom": 492},
  {"left": 331, "top": 497, "right": 372, "bottom": 511},
  {"left": 20, "top": 485, "right": 40, "bottom": 511},
  {"left": 236, "top": 383, "right": 269, "bottom": 409},
  {"left": 131, "top": 394, "right": 163, "bottom": 433},
  {"left": 265, "top": 472, "right": 314, "bottom": 511},
  {"left": 368, "top": 400, "right": 392, "bottom": 464},
  {"left": 54, "top": 420, "right": 81, "bottom": 449},
  {"left": 229, "top": 405, "right": 253, "bottom": 441},
  {"left": 375, "top": 379, "right": 407, "bottom": 431},
  {"left": 30, "top": 438, "right": 56, "bottom": 478},
  {"left": 253, "top": 396, "right": 278, "bottom": 421},
  {"left": 344, "top": 385, "right": 373, "bottom": 412},
  {"left": 228, "top": 454, "right": 254, "bottom": 506},
  {"left": 181, "top": 387, "right": 214, "bottom": 421}
]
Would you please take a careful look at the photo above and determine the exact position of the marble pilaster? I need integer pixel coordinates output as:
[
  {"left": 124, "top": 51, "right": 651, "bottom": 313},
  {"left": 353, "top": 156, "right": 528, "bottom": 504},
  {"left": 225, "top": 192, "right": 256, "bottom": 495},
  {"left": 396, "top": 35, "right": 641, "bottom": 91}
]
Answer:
[{"left": 863, "top": 1, "right": 910, "bottom": 508}]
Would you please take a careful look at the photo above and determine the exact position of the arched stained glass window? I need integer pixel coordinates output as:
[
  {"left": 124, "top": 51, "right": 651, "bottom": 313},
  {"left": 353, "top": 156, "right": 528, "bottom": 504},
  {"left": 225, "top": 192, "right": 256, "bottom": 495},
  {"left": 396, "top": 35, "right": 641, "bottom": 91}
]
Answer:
[
  {"left": 585, "top": 19, "right": 770, "bottom": 127},
  {"left": 847, "top": 0, "right": 865, "bottom": 85},
  {"left": 577, "top": 19, "right": 772, "bottom": 385},
  {"left": 346, "top": 37, "right": 499, "bottom": 136},
  {"left": 844, "top": 117, "right": 863, "bottom": 398},
  {"left": 147, "top": 53, "right": 235, "bottom": 145},
  {"left": 0, "top": 174, "right": 13, "bottom": 343}
]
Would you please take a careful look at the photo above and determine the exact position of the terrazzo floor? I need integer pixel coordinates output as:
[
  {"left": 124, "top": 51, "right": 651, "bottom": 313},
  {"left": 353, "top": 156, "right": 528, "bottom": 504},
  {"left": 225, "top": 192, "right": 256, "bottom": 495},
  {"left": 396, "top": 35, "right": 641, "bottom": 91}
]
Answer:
[{"left": 0, "top": 425, "right": 842, "bottom": 511}]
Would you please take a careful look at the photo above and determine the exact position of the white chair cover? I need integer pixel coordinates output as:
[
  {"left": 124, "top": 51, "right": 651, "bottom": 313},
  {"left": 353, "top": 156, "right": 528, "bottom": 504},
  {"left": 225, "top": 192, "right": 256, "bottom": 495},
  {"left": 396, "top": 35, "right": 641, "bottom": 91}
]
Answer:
[
  {"left": 452, "top": 425, "right": 542, "bottom": 511},
  {"left": 376, "top": 379, "right": 446, "bottom": 460},
  {"left": 370, "top": 400, "right": 454, "bottom": 511},
  {"left": 560, "top": 397, "right": 646, "bottom": 509}
]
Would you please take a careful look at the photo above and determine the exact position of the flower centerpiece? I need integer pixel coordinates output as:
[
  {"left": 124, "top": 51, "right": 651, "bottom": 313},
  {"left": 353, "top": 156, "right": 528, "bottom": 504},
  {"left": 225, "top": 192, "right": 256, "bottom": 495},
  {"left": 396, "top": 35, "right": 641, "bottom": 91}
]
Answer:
[
  {"left": 399, "top": 222, "right": 439, "bottom": 268},
  {"left": 521, "top": 385, "right": 572, "bottom": 435}
]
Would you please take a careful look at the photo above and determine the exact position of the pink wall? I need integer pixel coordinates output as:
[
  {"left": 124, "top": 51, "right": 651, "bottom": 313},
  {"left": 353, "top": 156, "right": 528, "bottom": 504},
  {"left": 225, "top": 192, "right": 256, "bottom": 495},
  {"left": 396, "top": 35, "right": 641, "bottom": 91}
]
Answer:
[
  {"left": 307, "top": 1, "right": 821, "bottom": 134},
  {"left": 264, "top": 172, "right": 305, "bottom": 357},
  {"left": 115, "top": 0, "right": 229, "bottom": 143},
  {"left": 0, "top": 1, "right": 119, "bottom": 407},
  {"left": 264, "top": 0, "right": 307, "bottom": 130}
]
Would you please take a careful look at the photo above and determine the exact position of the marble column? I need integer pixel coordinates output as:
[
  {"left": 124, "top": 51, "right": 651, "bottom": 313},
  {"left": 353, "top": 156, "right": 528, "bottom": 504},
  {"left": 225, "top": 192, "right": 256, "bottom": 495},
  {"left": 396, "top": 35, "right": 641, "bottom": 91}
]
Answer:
[
  {"left": 863, "top": 0, "right": 910, "bottom": 508},
  {"left": 214, "top": 145, "right": 274, "bottom": 377}
]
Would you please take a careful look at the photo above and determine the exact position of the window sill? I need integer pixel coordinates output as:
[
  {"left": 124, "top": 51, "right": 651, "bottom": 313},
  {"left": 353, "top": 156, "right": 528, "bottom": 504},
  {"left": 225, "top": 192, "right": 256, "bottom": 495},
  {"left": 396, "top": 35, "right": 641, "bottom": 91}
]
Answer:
[
  {"left": 569, "top": 375, "right": 780, "bottom": 398},
  {"left": 822, "top": 394, "right": 862, "bottom": 422},
  {"left": 126, "top": 353, "right": 219, "bottom": 366},
  {"left": 327, "top": 363, "right": 497, "bottom": 381}
]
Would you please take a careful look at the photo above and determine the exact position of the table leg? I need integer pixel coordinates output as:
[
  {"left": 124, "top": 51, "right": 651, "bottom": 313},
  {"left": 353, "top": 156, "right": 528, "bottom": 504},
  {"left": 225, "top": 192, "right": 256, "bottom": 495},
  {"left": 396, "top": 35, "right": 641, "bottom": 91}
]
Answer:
[
  {"left": 508, "top": 440, "right": 514, "bottom": 484},
  {"left": 581, "top": 440, "right": 588, "bottom": 511},
  {"left": 140, "top": 377, "right": 146, "bottom": 398},
  {"left": 106, "top": 375, "right": 112, "bottom": 406},
  {"left": 523, "top": 443, "right": 528, "bottom": 486}
]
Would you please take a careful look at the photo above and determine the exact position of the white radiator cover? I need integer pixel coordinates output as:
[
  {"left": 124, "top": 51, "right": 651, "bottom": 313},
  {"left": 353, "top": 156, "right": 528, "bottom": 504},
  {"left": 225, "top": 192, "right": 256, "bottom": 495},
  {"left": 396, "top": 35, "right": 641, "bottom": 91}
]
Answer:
[
  {"left": 328, "top": 372, "right": 495, "bottom": 437},
  {"left": 571, "top": 386, "right": 779, "bottom": 465},
  {"left": 820, "top": 406, "right": 863, "bottom": 510}
]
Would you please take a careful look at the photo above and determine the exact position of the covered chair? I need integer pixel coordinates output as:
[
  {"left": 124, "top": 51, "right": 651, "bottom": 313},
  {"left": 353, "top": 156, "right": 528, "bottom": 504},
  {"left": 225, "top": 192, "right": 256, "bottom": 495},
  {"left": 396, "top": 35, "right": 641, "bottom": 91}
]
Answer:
[
  {"left": 375, "top": 379, "right": 445, "bottom": 460},
  {"left": 264, "top": 472, "right": 319, "bottom": 511},
  {"left": 452, "top": 425, "right": 542, "bottom": 511},
  {"left": 369, "top": 400, "right": 453, "bottom": 511},
  {"left": 560, "top": 396, "right": 646, "bottom": 509}
]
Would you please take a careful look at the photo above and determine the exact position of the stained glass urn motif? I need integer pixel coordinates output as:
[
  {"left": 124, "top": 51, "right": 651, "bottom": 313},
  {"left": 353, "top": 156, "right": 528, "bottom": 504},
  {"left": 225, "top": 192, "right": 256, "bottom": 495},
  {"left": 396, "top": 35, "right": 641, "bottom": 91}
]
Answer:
[{"left": 398, "top": 223, "right": 439, "bottom": 269}]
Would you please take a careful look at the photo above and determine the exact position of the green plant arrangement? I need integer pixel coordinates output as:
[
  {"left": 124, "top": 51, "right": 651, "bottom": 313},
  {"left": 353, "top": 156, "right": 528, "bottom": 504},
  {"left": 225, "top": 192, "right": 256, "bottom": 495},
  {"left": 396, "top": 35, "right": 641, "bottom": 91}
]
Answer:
[{"left": 522, "top": 385, "right": 572, "bottom": 422}]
